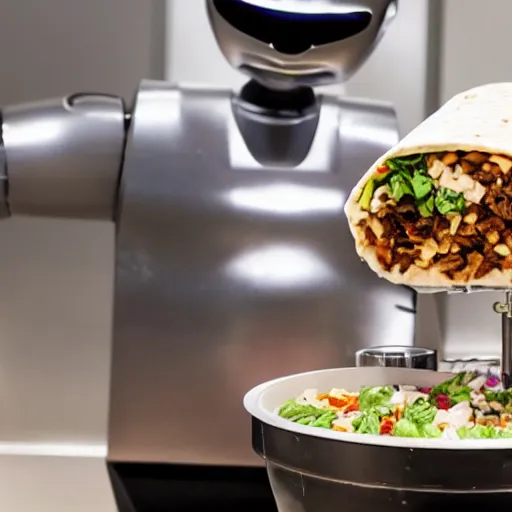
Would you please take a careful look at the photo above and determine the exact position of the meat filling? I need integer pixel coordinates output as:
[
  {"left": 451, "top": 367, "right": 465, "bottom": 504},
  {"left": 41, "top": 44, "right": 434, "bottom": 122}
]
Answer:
[{"left": 356, "top": 151, "right": 512, "bottom": 281}]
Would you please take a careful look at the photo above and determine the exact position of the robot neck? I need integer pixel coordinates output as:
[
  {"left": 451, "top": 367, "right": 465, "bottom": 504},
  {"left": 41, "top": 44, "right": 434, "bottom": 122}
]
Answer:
[
  {"left": 232, "top": 79, "right": 320, "bottom": 167},
  {"left": 238, "top": 79, "right": 317, "bottom": 116}
]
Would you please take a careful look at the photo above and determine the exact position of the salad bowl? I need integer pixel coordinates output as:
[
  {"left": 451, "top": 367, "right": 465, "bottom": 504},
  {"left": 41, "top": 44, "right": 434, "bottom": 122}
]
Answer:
[{"left": 244, "top": 366, "right": 512, "bottom": 511}]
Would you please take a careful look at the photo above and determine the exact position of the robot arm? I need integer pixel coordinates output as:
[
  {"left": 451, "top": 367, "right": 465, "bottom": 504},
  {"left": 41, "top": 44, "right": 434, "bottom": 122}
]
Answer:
[{"left": 0, "top": 93, "right": 126, "bottom": 221}]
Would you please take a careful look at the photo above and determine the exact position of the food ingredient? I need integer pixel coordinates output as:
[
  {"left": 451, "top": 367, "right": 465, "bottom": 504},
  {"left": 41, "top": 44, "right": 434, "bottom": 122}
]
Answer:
[{"left": 277, "top": 372, "right": 512, "bottom": 439}]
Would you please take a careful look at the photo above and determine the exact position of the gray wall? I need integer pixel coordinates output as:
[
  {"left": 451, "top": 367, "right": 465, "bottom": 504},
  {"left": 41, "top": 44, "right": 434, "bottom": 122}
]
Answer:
[
  {"left": 436, "top": 0, "right": 512, "bottom": 361},
  {"left": 0, "top": 1, "right": 162, "bottom": 510},
  {"left": 0, "top": 0, "right": 161, "bottom": 103}
]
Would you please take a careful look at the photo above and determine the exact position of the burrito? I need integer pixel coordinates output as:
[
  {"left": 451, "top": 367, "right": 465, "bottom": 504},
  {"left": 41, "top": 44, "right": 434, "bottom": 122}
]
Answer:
[{"left": 345, "top": 83, "right": 512, "bottom": 288}]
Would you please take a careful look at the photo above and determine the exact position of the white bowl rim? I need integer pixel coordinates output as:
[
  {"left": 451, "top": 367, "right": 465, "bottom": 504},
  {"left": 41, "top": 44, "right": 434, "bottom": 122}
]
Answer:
[{"left": 243, "top": 367, "right": 512, "bottom": 451}]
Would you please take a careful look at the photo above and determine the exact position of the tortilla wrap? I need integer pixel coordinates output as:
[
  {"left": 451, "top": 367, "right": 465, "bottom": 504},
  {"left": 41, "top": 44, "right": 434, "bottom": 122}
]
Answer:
[{"left": 344, "top": 82, "right": 512, "bottom": 289}]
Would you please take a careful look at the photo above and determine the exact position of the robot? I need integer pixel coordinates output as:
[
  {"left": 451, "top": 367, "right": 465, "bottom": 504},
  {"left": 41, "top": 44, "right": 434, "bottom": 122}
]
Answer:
[{"left": 0, "top": 1, "right": 417, "bottom": 510}]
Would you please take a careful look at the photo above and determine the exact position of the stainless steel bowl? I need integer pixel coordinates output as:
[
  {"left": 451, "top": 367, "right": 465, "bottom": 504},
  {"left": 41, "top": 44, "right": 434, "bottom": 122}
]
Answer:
[
  {"left": 356, "top": 346, "right": 437, "bottom": 370},
  {"left": 244, "top": 367, "right": 512, "bottom": 511}
]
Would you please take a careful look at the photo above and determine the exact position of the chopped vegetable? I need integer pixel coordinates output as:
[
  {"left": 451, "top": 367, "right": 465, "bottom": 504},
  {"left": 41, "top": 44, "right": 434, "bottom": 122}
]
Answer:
[
  {"left": 485, "top": 389, "right": 512, "bottom": 406},
  {"left": 410, "top": 171, "right": 433, "bottom": 200},
  {"left": 430, "top": 372, "right": 473, "bottom": 406},
  {"left": 457, "top": 425, "right": 498, "bottom": 439},
  {"left": 387, "top": 154, "right": 426, "bottom": 170},
  {"left": 434, "top": 187, "right": 466, "bottom": 215},
  {"left": 277, "top": 371, "right": 512, "bottom": 440},
  {"left": 358, "top": 179, "right": 375, "bottom": 210},
  {"left": 311, "top": 411, "right": 338, "bottom": 428},
  {"left": 278, "top": 400, "right": 336, "bottom": 429},
  {"left": 374, "top": 171, "right": 390, "bottom": 184},
  {"left": 380, "top": 417, "right": 395, "bottom": 435},
  {"left": 404, "top": 398, "right": 436, "bottom": 425},
  {"left": 421, "top": 424, "right": 442, "bottom": 438},
  {"left": 393, "top": 418, "right": 420, "bottom": 438},
  {"left": 486, "top": 376, "right": 500, "bottom": 388},
  {"left": 436, "top": 394, "right": 451, "bottom": 410},
  {"left": 417, "top": 195, "right": 435, "bottom": 218},
  {"left": 357, "top": 152, "right": 472, "bottom": 222},
  {"left": 376, "top": 165, "right": 390, "bottom": 174},
  {"left": 389, "top": 172, "right": 414, "bottom": 202},
  {"left": 358, "top": 386, "right": 394, "bottom": 411},
  {"left": 353, "top": 410, "right": 380, "bottom": 435}
]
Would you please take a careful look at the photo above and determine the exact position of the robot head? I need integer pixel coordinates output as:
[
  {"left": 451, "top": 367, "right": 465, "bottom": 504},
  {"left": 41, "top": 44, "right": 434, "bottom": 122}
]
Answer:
[{"left": 207, "top": 0, "right": 397, "bottom": 91}]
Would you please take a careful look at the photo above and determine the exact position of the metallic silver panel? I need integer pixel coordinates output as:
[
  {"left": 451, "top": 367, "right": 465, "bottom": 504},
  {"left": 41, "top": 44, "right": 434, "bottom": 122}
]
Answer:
[
  {"left": 3, "top": 93, "right": 125, "bottom": 220},
  {"left": 0, "top": 138, "right": 9, "bottom": 219},
  {"left": 108, "top": 80, "right": 415, "bottom": 466},
  {"left": 207, "top": 0, "right": 397, "bottom": 90}
]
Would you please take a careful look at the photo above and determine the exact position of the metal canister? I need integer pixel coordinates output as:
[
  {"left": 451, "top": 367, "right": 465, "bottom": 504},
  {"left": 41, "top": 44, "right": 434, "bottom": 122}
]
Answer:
[{"left": 355, "top": 346, "right": 437, "bottom": 370}]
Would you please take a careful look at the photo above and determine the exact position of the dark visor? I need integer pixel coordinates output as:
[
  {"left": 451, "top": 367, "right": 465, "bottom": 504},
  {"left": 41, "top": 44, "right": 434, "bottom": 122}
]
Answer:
[{"left": 213, "top": 0, "right": 372, "bottom": 55}]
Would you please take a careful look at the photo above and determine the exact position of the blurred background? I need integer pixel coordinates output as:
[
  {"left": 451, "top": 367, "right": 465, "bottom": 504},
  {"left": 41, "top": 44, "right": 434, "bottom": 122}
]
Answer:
[{"left": 0, "top": 0, "right": 508, "bottom": 510}]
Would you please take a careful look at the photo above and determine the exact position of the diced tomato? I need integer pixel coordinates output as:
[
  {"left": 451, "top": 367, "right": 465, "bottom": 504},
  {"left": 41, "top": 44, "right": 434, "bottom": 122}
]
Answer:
[
  {"left": 327, "top": 396, "right": 348, "bottom": 408},
  {"left": 380, "top": 417, "right": 395, "bottom": 435},
  {"left": 344, "top": 402, "right": 360, "bottom": 413},
  {"left": 346, "top": 396, "right": 360, "bottom": 412},
  {"left": 318, "top": 393, "right": 359, "bottom": 411},
  {"left": 376, "top": 165, "right": 389, "bottom": 174}
]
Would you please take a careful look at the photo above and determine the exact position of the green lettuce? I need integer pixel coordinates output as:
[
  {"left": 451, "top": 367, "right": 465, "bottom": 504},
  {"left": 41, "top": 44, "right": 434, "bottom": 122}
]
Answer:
[
  {"left": 386, "top": 155, "right": 432, "bottom": 204},
  {"left": 497, "top": 427, "right": 512, "bottom": 439},
  {"left": 385, "top": 155, "right": 437, "bottom": 217},
  {"left": 457, "top": 425, "right": 497, "bottom": 439},
  {"left": 393, "top": 418, "right": 442, "bottom": 438},
  {"left": 358, "top": 386, "right": 394, "bottom": 411},
  {"left": 394, "top": 395, "right": 440, "bottom": 439},
  {"left": 310, "top": 411, "right": 338, "bottom": 428},
  {"left": 434, "top": 187, "right": 465, "bottom": 215},
  {"left": 403, "top": 398, "right": 436, "bottom": 426},
  {"left": 389, "top": 172, "right": 414, "bottom": 202},
  {"left": 417, "top": 195, "right": 435, "bottom": 217},
  {"left": 278, "top": 400, "right": 336, "bottom": 429},
  {"left": 393, "top": 418, "right": 421, "bottom": 438},
  {"left": 352, "top": 402, "right": 394, "bottom": 435},
  {"left": 485, "top": 389, "right": 512, "bottom": 407},
  {"left": 358, "top": 153, "right": 468, "bottom": 218},
  {"left": 421, "top": 424, "right": 443, "bottom": 438},
  {"left": 410, "top": 171, "right": 433, "bottom": 200},
  {"left": 352, "top": 411, "right": 381, "bottom": 435},
  {"left": 387, "top": 154, "right": 426, "bottom": 170},
  {"left": 457, "top": 424, "right": 512, "bottom": 439},
  {"left": 430, "top": 372, "right": 474, "bottom": 406}
]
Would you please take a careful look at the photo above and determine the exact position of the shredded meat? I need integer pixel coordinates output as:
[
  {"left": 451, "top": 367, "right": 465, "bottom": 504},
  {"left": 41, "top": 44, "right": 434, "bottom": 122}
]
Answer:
[
  {"left": 485, "top": 190, "right": 512, "bottom": 221},
  {"left": 359, "top": 150, "right": 512, "bottom": 281}
]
